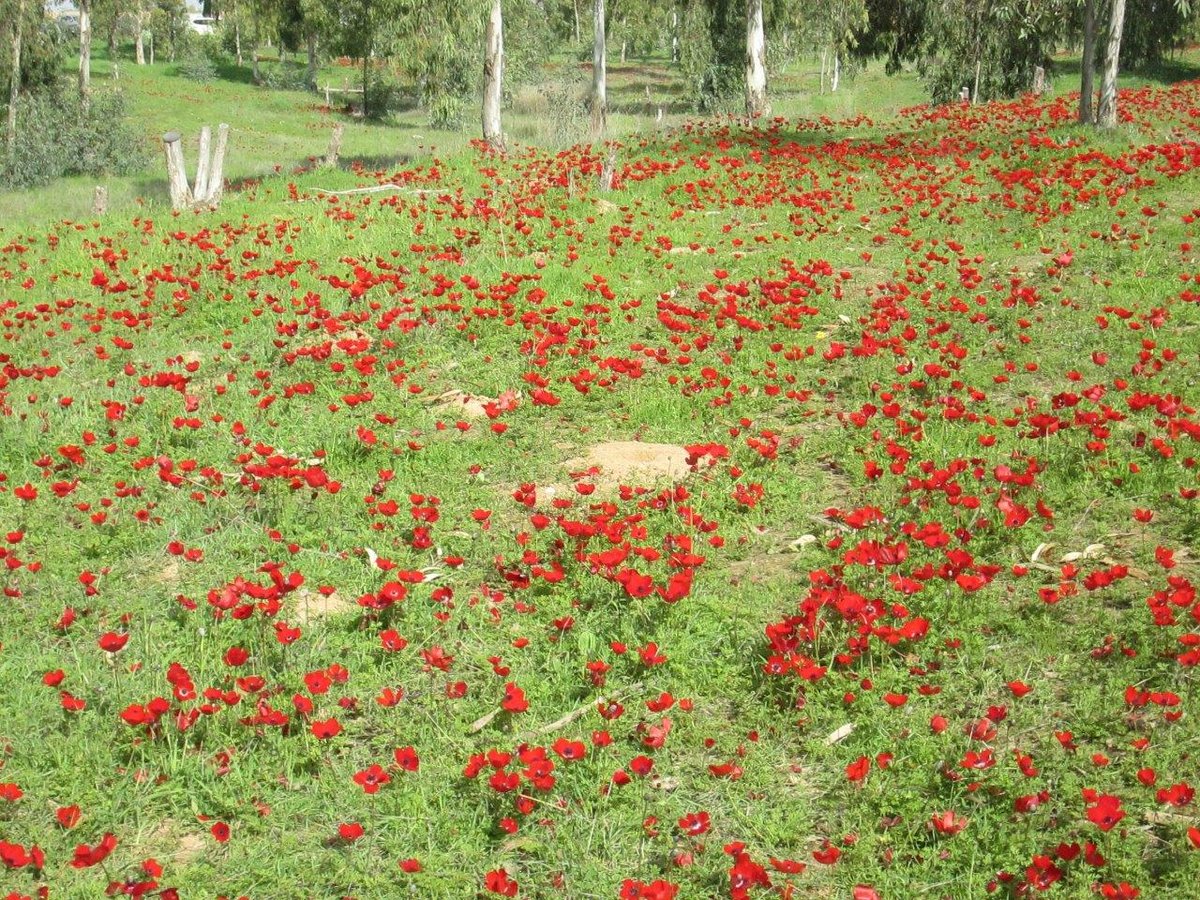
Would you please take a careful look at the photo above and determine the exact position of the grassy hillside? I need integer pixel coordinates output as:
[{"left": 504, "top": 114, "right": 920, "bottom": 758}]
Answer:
[{"left": 1, "top": 39, "right": 1200, "bottom": 900}]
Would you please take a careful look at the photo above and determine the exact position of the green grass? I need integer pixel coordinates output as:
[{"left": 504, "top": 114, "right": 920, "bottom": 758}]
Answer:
[{"left": 1, "top": 37, "right": 1200, "bottom": 900}]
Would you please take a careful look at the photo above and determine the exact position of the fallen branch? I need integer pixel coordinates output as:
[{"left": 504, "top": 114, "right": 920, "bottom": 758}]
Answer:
[
  {"left": 521, "top": 682, "right": 644, "bottom": 739},
  {"left": 469, "top": 682, "right": 645, "bottom": 737},
  {"left": 467, "top": 707, "right": 502, "bottom": 734},
  {"left": 312, "top": 184, "right": 440, "bottom": 197}
]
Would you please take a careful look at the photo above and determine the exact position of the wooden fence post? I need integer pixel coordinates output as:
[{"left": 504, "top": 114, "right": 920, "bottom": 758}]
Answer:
[
  {"left": 161, "top": 131, "right": 193, "bottom": 211},
  {"left": 194, "top": 125, "right": 212, "bottom": 204},
  {"left": 960, "top": 86, "right": 970, "bottom": 103},
  {"left": 324, "top": 122, "right": 344, "bottom": 168},
  {"left": 162, "top": 125, "right": 229, "bottom": 211},
  {"left": 1033, "top": 66, "right": 1045, "bottom": 95},
  {"left": 599, "top": 147, "right": 616, "bottom": 192},
  {"left": 204, "top": 123, "right": 229, "bottom": 206},
  {"left": 92, "top": 186, "right": 107, "bottom": 216}
]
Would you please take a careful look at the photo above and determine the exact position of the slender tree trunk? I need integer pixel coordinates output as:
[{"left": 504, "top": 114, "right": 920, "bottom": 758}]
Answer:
[
  {"left": 1097, "top": 0, "right": 1126, "bottom": 128},
  {"left": 235, "top": 16, "right": 242, "bottom": 67},
  {"left": 6, "top": 0, "right": 24, "bottom": 166},
  {"left": 362, "top": 50, "right": 369, "bottom": 118},
  {"left": 482, "top": 0, "right": 505, "bottom": 150},
  {"left": 671, "top": 8, "right": 678, "bottom": 63},
  {"left": 135, "top": 7, "right": 146, "bottom": 65},
  {"left": 745, "top": 0, "right": 769, "bottom": 118},
  {"left": 1079, "top": 0, "right": 1097, "bottom": 123},
  {"left": 572, "top": 0, "right": 580, "bottom": 44},
  {"left": 78, "top": 0, "right": 92, "bottom": 105},
  {"left": 107, "top": 15, "right": 117, "bottom": 58},
  {"left": 591, "top": 0, "right": 606, "bottom": 139},
  {"left": 306, "top": 32, "right": 317, "bottom": 89}
]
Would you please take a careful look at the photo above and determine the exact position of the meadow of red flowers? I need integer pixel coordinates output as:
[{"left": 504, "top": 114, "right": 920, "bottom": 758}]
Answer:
[{"left": 1, "top": 80, "right": 1200, "bottom": 898}]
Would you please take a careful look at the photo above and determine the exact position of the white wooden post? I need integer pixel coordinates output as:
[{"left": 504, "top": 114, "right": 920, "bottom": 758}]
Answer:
[
  {"left": 324, "top": 122, "right": 344, "bottom": 168},
  {"left": 205, "top": 123, "right": 229, "bottom": 206},
  {"left": 162, "top": 131, "right": 193, "bottom": 211},
  {"left": 193, "top": 125, "right": 212, "bottom": 203}
]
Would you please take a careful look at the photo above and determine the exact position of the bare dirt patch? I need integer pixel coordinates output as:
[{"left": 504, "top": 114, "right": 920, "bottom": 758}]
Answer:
[
  {"left": 564, "top": 441, "right": 690, "bottom": 489},
  {"left": 148, "top": 559, "right": 182, "bottom": 586},
  {"left": 292, "top": 588, "right": 357, "bottom": 624},
  {"left": 146, "top": 819, "right": 206, "bottom": 867},
  {"left": 429, "top": 389, "right": 497, "bottom": 420},
  {"left": 729, "top": 552, "right": 799, "bottom": 586}
]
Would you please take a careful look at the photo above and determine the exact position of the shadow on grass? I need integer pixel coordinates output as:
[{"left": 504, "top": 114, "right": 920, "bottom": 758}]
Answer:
[
  {"left": 1053, "top": 54, "right": 1200, "bottom": 86},
  {"left": 213, "top": 60, "right": 257, "bottom": 86},
  {"left": 337, "top": 153, "right": 417, "bottom": 174}
]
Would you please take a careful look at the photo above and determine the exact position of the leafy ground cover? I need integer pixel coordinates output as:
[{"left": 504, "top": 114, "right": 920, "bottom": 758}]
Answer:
[{"left": 2, "top": 66, "right": 1200, "bottom": 900}]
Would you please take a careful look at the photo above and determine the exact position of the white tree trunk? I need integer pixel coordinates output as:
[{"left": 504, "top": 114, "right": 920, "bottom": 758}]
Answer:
[
  {"left": 482, "top": 0, "right": 505, "bottom": 150},
  {"left": 671, "top": 8, "right": 678, "bottom": 63},
  {"left": 831, "top": 52, "right": 840, "bottom": 92},
  {"left": 6, "top": 0, "right": 25, "bottom": 165},
  {"left": 135, "top": 8, "right": 146, "bottom": 65},
  {"left": 1097, "top": 0, "right": 1126, "bottom": 128},
  {"left": 234, "top": 1, "right": 242, "bottom": 68},
  {"left": 744, "top": 0, "right": 768, "bottom": 118},
  {"left": 591, "top": 0, "right": 606, "bottom": 139},
  {"left": 78, "top": 0, "right": 91, "bottom": 104},
  {"left": 306, "top": 32, "right": 318, "bottom": 89}
]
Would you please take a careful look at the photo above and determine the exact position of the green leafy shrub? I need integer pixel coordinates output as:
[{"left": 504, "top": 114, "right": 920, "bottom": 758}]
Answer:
[
  {"left": 426, "top": 92, "right": 467, "bottom": 131},
  {"left": 363, "top": 76, "right": 401, "bottom": 119},
  {"left": 1, "top": 89, "right": 148, "bottom": 190},
  {"left": 263, "top": 62, "right": 311, "bottom": 92},
  {"left": 178, "top": 50, "right": 217, "bottom": 83}
]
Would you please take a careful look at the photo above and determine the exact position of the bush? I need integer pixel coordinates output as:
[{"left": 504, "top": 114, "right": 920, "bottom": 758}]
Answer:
[
  {"left": 263, "top": 62, "right": 311, "bottom": 92},
  {"left": 1, "top": 89, "right": 148, "bottom": 190},
  {"left": 364, "top": 76, "right": 400, "bottom": 119},
  {"left": 178, "top": 50, "right": 217, "bottom": 83},
  {"left": 426, "top": 93, "right": 467, "bottom": 131},
  {"left": 535, "top": 74, "right": 590, "bottom": 146}
]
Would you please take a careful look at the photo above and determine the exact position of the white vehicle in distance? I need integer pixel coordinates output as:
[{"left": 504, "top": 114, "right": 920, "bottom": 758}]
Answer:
[{"left": 188, "top": 15, "right": 216, "bottom": 35}]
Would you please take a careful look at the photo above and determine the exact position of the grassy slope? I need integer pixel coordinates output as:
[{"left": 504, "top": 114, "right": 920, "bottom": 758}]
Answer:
[{"left": 0, "top": 43, "right": 1199, "bottom": 900}]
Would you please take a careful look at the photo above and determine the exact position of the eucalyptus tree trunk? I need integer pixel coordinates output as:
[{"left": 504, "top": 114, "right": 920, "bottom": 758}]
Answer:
[
  {"left": 591, "top": 0, "right": 606, "bottom": 139},
  {"left": 135, "top": 5, "right": 146, "bottom": 65},
  {"left": 78, "top": 0, "right": 92, "bottom": 105},
  {"left": 1079, "top": 0, "right": 1098, "bottom": 123},
  {"left": 6, "top": 0, "right": 25, "bottom": 166},
  {"left": 482, "top": 0, "right": 505, "bottom": 150},
  {"left": 306, "top": 33, "right": 318, "bottom": 89},
  {"left": 235, "top": 20, "right": 242, "bottom": 66},
  {"left": 1097, "top": 0, "right": 1126, "bottom": 128},
  {"left": 745, "top": 0, "right": 769, "bottom": 118}
]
